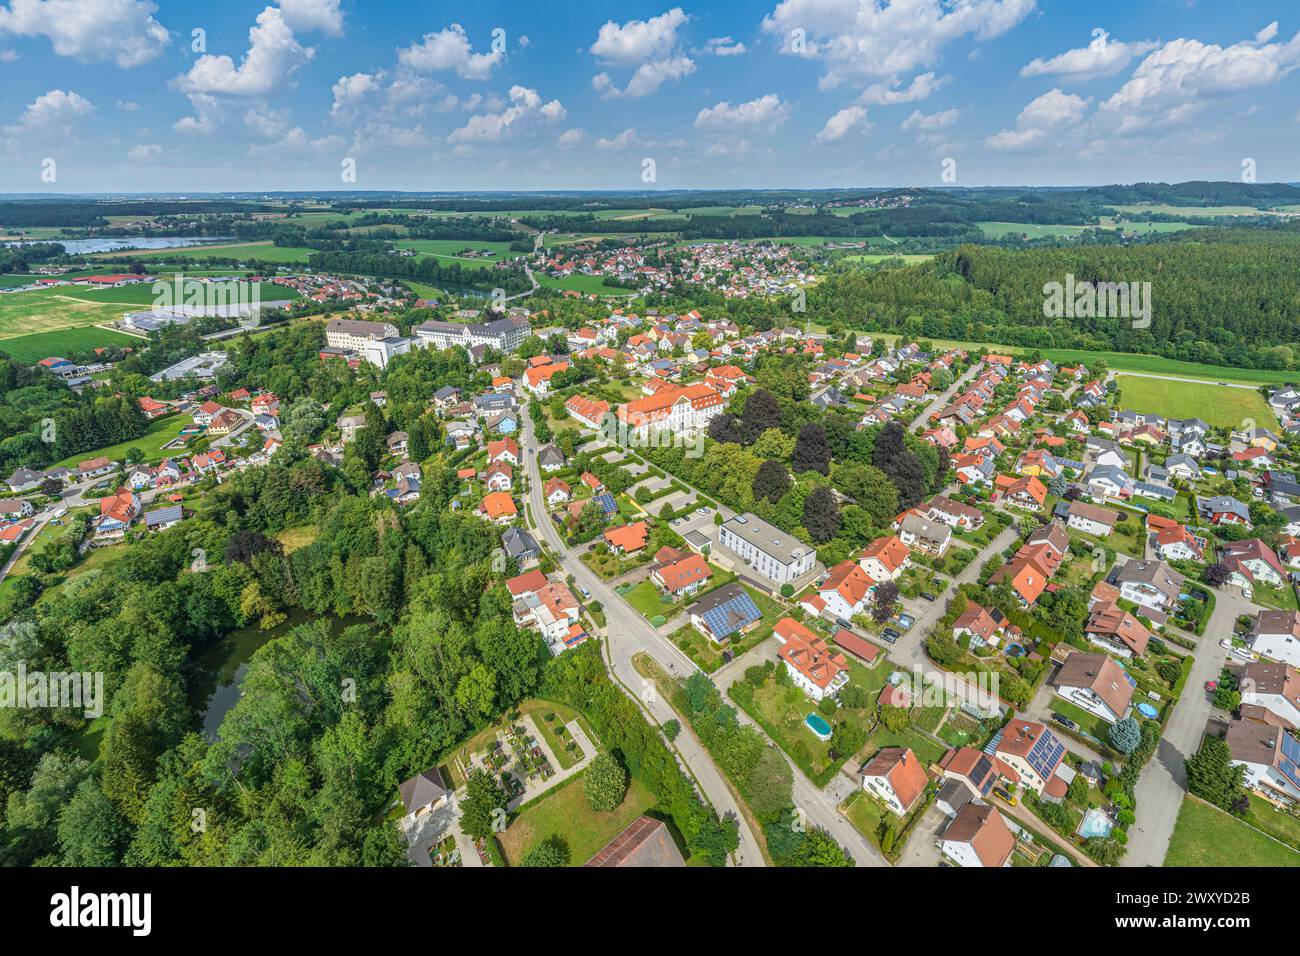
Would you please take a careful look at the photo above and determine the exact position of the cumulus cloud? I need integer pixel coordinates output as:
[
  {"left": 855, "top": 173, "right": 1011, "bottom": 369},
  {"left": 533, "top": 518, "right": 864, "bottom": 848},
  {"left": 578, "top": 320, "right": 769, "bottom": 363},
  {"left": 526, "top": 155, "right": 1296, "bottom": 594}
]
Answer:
[
  {"left": 1099, "top": 23, "right": 1300, "bottom": 132},
  {"left": 694, "top": 93, "right": 790, "bottom": 130},
  {"left": 277, "top": 0, "right": 343, "bottom": 36},
  {"left": 590, "top": 8, "right": 695, "bottom": 98},
  {"left": 4, "top": 88, "right": 94, "bottom": 135},
  {"left": 331, "top": 71, "right": 383, "bottom": 118},
  {"left": 0, "top": 0, "right": 169, "bottom": 67},
  {"left": 1020, "top": 28, "right": 1159, "bottom": 82},
  {"left": 447, "top": 85, "right": 565, "bottom": 143},
  {"left": 986, "top": 88, "right": 1089, "bottom": 149},
  {"left": 596, "top": 127, "right": 639, "bottom": 150},
  {"left": 858, "top": 71, "right": 949, "bottom": 105},
  {"left": 176, "top": 6, "right": 314, "bottom": 97},
  {"left": 126, "top": 142, "right": 160, "bottom": 161},
  {"left": 901, "top": 107, "right": 959, "bottom": 131},
  {"left": 702, "top": 35, "right": 746, "bottom": 56},
  {"left": 813, "top": 106, "right": 870, "bottom": 144},
  {"left": 398, "top": 23, "right": 502, "bottom": 80},
  {"left": 762, "top": 0, "right": 1034, "bottom": 91},
  {"left": 557, "top": 127, "right": 586, "bottom": 146}
]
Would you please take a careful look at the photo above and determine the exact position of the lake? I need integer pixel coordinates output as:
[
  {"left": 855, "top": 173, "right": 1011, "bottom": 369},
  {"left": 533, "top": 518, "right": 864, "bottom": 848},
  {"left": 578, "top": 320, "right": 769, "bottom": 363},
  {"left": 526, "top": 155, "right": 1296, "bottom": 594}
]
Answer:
[
  {"left": 4, "top": 236, "right": 235, "bottom": 255},
  {"left": 192, "top": 611, "right": 355, "bottom": 741}
]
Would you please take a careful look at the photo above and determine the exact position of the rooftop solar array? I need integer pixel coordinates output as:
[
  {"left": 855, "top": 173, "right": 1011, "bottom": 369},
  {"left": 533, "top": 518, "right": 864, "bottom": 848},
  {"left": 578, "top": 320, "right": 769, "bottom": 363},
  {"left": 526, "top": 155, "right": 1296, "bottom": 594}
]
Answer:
[
  {"left": 695, "top": 589, "right": 762, "bottom": 640},
  {"left": 1028, "top": 729, "right": 1067, "bottom": 779},
  {"left": 593, "top": 493, "right": 619, "bottom": 515},
  {"left": 1280, "top": 733, "right": 1300, "bottom": 790}
]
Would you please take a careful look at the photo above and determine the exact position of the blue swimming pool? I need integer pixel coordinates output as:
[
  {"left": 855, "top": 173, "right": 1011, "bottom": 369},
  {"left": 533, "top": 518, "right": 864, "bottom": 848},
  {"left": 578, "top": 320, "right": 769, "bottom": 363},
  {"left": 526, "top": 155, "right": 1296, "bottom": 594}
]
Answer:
[
  {"left": 805, "top": 712, "right": 833, "bottom": 741},
  {"left": 1137, "top": 702, "right": 1159, "bottom": 719},
  {"left": 1077, "top": 807, "right": 1115, "bottom": 839}
]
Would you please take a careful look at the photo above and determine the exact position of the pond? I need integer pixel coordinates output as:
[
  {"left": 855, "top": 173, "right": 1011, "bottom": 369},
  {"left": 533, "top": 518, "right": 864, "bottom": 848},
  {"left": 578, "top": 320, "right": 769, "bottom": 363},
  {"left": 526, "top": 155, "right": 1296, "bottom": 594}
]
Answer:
[
  {"left": 191, "top": 611, "right": 355, "bottom": 741},
  {"left": 4, "top": 236, "right": 236, "bottom": 255}
]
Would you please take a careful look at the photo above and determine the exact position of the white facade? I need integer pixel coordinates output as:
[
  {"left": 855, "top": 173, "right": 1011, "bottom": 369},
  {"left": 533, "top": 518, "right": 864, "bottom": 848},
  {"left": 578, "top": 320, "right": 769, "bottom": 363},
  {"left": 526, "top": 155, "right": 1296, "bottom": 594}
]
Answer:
[{"left": 718, "top": 514, "right": 816, "bottom": 584}]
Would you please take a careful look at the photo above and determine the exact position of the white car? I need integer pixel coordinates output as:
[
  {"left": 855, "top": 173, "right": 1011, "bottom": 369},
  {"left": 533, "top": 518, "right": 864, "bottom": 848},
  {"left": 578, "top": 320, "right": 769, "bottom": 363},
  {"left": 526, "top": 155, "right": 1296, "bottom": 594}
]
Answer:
[
  {"left": 1219, "top": 638, "right": 1233, "bottom": 650},
  {"left": 1229, "top": 646, "right": 1256, "bottom": 663},
  {"left": 695, "top": 507, "right": 712, "bottom": 516}
]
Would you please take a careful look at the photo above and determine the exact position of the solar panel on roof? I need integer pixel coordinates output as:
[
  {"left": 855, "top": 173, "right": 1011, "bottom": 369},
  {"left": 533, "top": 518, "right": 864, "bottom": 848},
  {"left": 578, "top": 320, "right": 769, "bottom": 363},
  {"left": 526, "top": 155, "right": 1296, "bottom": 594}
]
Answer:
[
  {"left": 699, "top": 591, "right": 761, "bottom": 639},
  {"left": 593, "top": 493, "right": 618, "bottom": 514}
]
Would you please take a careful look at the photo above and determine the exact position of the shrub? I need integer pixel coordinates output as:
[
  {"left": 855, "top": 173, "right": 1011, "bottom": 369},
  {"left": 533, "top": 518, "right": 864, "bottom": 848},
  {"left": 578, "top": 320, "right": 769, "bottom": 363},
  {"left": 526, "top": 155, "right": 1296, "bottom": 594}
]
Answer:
[{"left": 583, "top": 752, "right": 629, "bottom": 812}]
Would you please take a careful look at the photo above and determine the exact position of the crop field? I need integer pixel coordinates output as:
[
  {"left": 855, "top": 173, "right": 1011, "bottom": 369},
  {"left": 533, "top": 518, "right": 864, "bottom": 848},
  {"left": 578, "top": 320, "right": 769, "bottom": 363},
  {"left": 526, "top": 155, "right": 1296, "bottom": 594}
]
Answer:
[
  {"left": 976, "top": 221, "right": 1092, "bottom": 239},
  {"left": 49, "top": 280, "right": 301, "bottom": 306},
  {"left": 95, "top": 241, "right": 316, "bottom": 263},
  {"left": 0, "top": 326, "right": 139, "bottom": 362},
  {"left": 0, "top": 289, "right": 125, "bottom": 339},
  {"left": 1105, "top": 203, "right": 1266, "bottom": 218},
  {"left": 843, "top": 253, "right": 934, "bottom": 265},
  {"left": 1098, "top": 217, "right": 1202, "bottom": 233},
  {"left": 393, "top": 238, "right": 518, "bottom": 266},
  {"left": 1116, "top": 374, "right": 1278, "bottom": 429}
]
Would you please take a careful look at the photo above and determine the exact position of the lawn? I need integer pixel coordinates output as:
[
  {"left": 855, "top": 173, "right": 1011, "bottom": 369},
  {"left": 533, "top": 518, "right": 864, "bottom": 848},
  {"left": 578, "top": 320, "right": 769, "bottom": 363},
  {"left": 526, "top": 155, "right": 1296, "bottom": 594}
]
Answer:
[
  {"left": 0, "top": 326, "right": 139, "bottom": 362},
  {"left": 1048, "top": 697, "right": 1113, "bottom": 744},
  {"left": 1241, "top": 793, "right": 1300, "bottom": 852},
  {"left": 52, "top": 280, "right": 300, "bottom": 306},
  {"left": 976, "top": 221, "right": 1092, "bottom": 239},
  {"left": 0, "top": 288, "right": 127, "bottom": 339},
  {"left": 394, "top": 238, "right": 518, "bottom": 266},
  {"left": 1116, "top": 374, "right": 1278, "bottom": 430},
  {"left": 535, "top": 272, "right": 633, "bottom": 295},
  {"left": 98, "top": 241, "right": 316, "bottom": 263},
  {"left": 498, "top": 773, "right": 657, "bottom": 867},
  {"left": 1165, "top": 795, "right": 1300, "bottom": 866},
  {"left": 51, "top": 412, "right": 193, "bottom": 468}
]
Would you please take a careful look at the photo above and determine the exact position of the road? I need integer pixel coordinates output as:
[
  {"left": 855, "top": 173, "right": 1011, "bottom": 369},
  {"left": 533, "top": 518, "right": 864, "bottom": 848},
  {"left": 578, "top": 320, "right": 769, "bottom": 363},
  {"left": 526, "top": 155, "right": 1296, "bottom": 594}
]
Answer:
[
  {"left": 1124, "top": 587, "right": 1247, "bottom": 866},
  {"left": 909, "top": 361, "right": 982, "bottom": 431},
  {"left": 519, "top": 406, "right": 765, "bottom": 866}
]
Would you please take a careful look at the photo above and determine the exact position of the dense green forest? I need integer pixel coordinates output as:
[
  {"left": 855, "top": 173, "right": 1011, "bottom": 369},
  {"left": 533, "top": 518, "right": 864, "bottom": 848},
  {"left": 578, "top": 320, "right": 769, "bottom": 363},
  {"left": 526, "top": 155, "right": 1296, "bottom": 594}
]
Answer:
[{"left": 809, "top": 228, "right": 1300, "bottom": 369}]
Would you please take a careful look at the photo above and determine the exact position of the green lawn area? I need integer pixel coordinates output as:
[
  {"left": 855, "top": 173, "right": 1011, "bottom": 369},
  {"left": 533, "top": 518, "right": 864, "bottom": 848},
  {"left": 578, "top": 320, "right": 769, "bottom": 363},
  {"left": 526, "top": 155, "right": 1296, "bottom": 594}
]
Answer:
[
  {"left": 0, "top": 288, "right": 126, "bottom": 338},
  {"left": 535, "top": 272, "right": 633, "bottom": 295},
  {"left": 1116, "top": 374, "right": 1278, "bottom": 430},
  {"left": 498, "top": 773, "right": 657, "bottom": 867},
  {"left": 0, "top": 326, "right": 139, "bottom": 361},
  {"left": 976, "top": 221, "right": 1092, "bottom": 239},
  {"left": 100, "top": 241, "right": 316, "bottom": 263},
  {"left": 50, "top": 280, "right": 299, "bottom": 306},
  {"left": 394, "top": 238, "right": 518, "bottom": 266},
  {"left": 1165, "top": 795, "right": 1300, "bottom": 866},
  {"left": 51, "top": 412, "right": 193, "bottom": 468},
  {"left": 1241, "top": 793, "right": 1300, "bottom": 852},
  {"left": 624, "top": 579, "right": 675, "bottom": 620},
  {"left": 1048, "top": 697, "right": 1112, "bottom": 744}
]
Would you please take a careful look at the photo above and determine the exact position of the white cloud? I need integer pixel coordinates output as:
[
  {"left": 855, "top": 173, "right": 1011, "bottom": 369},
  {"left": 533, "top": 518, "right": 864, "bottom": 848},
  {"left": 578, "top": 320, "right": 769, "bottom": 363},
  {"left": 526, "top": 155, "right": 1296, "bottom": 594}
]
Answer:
[
  {"left": 702, "top": 35, "right": 746, "bottom": 56},
  {"left": 176, "top": 7, "right": 314, "bottom": 97},
  {"left": 813, "top": 106, "right": 870, "bottom": 144},
  {"left": 116, "top": 100, "right": 140, "bottom": 111},
  {"left": 593, "top": 55, "right": 696, "bottom": 98},
  {"left": 762, "top": 0, "right": 1035, "bottom": 90},
  {"left": 1100, "top": 23, "right": 1300, "bottom": 132},
  {"left": 250, "top": 126, "right": 345, "bottom": 155},
  {"left": 331, "top": 71, "right": 383, "bottom": 118},
  {"left": 590, "top": 8, "right": 687, "bottom": 63},
  {"left": 557, "top": 127, "right": 586, "bottom": 146},
  {"left": 986, "top": 88, "right": 1089, "bottom": 149},
  {"left": 901, "top": 107, "right": 959, "bottom": 131},
  {"left": 0, "top": 48, "right": 15, "bottom": 61},
  {"left": 858, "top": 72, "right": 949, "bottom": 105},
  {"left": 694, "top": 93, "right": 790, "bottom": 130},
  {"left": 173, "top": 93, "right": 224, "bottom": 134},
  {"left": 0, "top": 0, "right": 169, "bottom": 67},
  {"left": 243, "top": 104, "right": 289, "bottom": 138},
  {"left": 590, "top": 9, "right": 694, "bottom": 98},
  {"left": 5, "top": 88, "right": 94, "bottom": 135},
  {"left": 126, "top": 142, "right": 160, "bottom": 161},
  {"left": 1020, "top": 28, "right": 1159, "bottom": 82},
  {"left": 447, "top": 85, "right": 565, "bottom": 143},
  {"left": 397, "top": 23, "right": 502, "bottom": 80},
  {"left": 596, "top": 127, "right": 639, "bottom": 150},
  {"left": 277, "top": 0, "right": 343, "bottom": 37}
]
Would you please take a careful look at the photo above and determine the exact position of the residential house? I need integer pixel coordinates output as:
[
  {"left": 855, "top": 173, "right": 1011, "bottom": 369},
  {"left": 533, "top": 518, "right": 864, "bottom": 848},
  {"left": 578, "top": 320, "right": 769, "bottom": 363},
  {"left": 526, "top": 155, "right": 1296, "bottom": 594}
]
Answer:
[
  {"left": 718, "top": 513, "right": 816, "bottom": 585},
  {"left": 1240, "top": 661, "right": 1300, "bottom": 730},
  {"left": 859, "top": 535, "right": 910, "bottom": 583},
  {"left": 502, "top": 527, "right": 541, "bottom": 567},
  {"left": 477, "top": 492, "right": 517, "bottom": 525},
  {"left": 1066, "top": 501, "right": 1120, "bottom": 538},
  {"left": 604, "top": 521, "right": 649, "bottom": 556},
  {"left": 544, "top": 478, "right": 571, "bottom": 506},
  {"left": 1198, "top": 494, "right": 1252, "bottom": 528},
  {"left": 1218, "top": 539, "right": 1287, "bottom": 589},
  {"left": 1085, "top": 602, "right": 1152, "bottom": 658},
  {"left": 990, "top": 719, "right": 1067, "bottom": 796},
  {"left": 1112, "top": 560, "right": 1186, "bottom": 620},
  {"left": 774, "top": 618, "right": 848, "bottom": 702},
  {"left": 144, "top": 505, "right": 184, "bottom": 533},
  {"left": 939, "top": 803, "right": 1015, "bottom": 868},
  {"left": 817, "top": 560, "right": 875, "bottom": 622},
  {"left": 649, "top": 547, "right": 713, "bottom": 599},
  {"left": 898, "top": 512, "right": 952, "bottom": 556},
  {"left": 859, "top": 747, "right": 929, "bottom": 817},
  {"left": 688, "top": 582, "right": 763, "bottom": 643},
  {"left": 1251, "top": 610, "right": 1300, "bottom": 668},
  {"left": 952, "top": 602, "right": 1008, "bottom": 650},
  {"left": 1052, "top": 651, "right": 1136, "bottom": 724},
  {"left": 925, "top": 495, "right": 984, "bottom": 531},
  {"left": 1225, "top": 718, "right": 1300, "bottom": 803}
]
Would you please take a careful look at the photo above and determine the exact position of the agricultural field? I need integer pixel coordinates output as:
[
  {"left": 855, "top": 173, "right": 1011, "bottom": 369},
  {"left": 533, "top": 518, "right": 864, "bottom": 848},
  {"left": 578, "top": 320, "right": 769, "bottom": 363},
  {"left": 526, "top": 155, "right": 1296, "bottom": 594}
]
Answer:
[
  {"left": 0, "top": 326, "right": 139, "bottom": 362},
  {"left": 0, "top": 288, "right": 125, "bottom": 339},
  {"left": 1165, "top": 796, "right": 1300, "bottom": 867},
  {"left": 534, "top": 272, "right": 633, "bottom": 294},
  {"left": 1116, "top": 374, "right": 1278, "bottom": 429},
  {"left": 1098, "top": 217, "right": 1202, "bottom": 233},
  {"left": 52, "top": 280, "right": 301, "bottom": 306},
  {"left": 843, "top": 253, "right": 934, "bottom": 265},
  {"left": 976, "top": 221, "right": 1093, "bottom": 239},
  {"left": 393, "top": 238, "right": 518, "bottom": 266},
  {"left": 1104, "top": 202, "right": 1268, "bottom": 218},
  {"left": 95, "top": 241, "right": 316, "bottom": 263}
]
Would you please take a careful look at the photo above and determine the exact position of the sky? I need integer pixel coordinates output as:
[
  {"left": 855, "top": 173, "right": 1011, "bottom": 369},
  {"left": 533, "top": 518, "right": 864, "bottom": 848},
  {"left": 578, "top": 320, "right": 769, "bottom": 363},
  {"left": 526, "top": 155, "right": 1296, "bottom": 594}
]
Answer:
[{"left": 1, "top": 0, "right": 1299, "bottom": 193}]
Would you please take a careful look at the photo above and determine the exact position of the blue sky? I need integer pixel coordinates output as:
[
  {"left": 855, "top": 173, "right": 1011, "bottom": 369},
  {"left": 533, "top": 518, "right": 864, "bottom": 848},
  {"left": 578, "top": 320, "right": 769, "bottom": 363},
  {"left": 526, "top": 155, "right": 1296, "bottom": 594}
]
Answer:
[{"left": 1, "top": 0, "right": 1298, "bottom": 192}]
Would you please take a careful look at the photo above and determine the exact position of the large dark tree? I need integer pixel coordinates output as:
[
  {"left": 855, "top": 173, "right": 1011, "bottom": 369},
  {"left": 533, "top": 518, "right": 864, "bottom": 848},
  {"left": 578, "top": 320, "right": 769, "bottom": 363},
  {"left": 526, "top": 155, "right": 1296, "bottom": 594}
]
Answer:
[
  {"left": 752, "top": 459, "right": 791, "bottom": 503},
  {"left": 803, "top": 486, "right": 841, "bottom": 544},
  {"left": 224, "top": 529, "right": 283, "bottom": 565},
  {"left": 872, "top": 421, "right": 927, "bottom": 508},
  {"left": 708, "top": 412, "right": 745, "bottom": 445},
  {"left": 740, "top": 389, "right": 783, "bottom": 443},
  {"left": 792, "top": 423, "right": 832, "bottom": 476}
]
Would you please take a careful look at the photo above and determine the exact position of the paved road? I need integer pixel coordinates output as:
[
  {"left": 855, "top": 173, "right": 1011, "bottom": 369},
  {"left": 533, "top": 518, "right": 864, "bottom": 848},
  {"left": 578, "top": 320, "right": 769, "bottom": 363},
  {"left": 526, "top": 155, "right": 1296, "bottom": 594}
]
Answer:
[
  {"left": 1125, "top": 586, "right": 1248, "bottom": 866},
  {"left": 909, "top": 362, "right": 982, "bottom": 431},
  {"left": 519, "top": 407, "right": 765, "bottom": 866}
]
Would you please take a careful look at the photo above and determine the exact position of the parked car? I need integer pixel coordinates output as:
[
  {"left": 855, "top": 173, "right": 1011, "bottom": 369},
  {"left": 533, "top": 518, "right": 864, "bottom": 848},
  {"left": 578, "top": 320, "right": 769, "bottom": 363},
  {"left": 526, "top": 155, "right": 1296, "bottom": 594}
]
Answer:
[
  {"left": 695, "top": 506, "right": 712, "bottom": 516},
  {"left": 1051, "top": 713, "right": 1077, "bottom": 731},
  {"left": 992, "top": 786, "right": 1018, "bottom": 806},
  {"left": 1219, "top": 638, "right": 1233, "bottom": 650},
  {"left": 1229, "top": 646, "right": 1255, "bottom": 663},
  {"left": 580, "top": 587, "right": 591, "bottom": 600},
  {"left": 1204, "top": 680, "right": 1219, "bottom": 692},
  {"left": 835, "top": 618, "right": 852, "bottom": 631},
  {"left": 881, "top": 627, "right": 902, "bottom": 642},
  {"left": 895, "top": 613, "right": 915, "bottom": 630},
  {"left": 919, "top": 592, "right": 937, "bottom": 602}
]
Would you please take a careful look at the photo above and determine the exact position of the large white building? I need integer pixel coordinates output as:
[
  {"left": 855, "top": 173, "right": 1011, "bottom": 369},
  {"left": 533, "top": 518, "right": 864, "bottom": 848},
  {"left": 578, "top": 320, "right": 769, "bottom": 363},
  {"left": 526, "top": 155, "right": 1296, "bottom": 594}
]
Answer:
[
  {"left": 718, "top": 513, "right": 817, "bottom": 585},
  {"left": 414, "top": 316, "right": 530, "bottom": 353},
  {"left": 325, "top": 318, "right": 400, "bottom": 352}
]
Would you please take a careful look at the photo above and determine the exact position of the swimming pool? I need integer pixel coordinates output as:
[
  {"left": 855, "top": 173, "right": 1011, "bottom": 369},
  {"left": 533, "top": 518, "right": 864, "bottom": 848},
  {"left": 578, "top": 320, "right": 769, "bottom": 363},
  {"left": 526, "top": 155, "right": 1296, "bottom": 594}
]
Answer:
[
  {"left": 805, "top": 712, "right": 833, "bottom": 741},
  {"left": 1077, "top": 807, "right": 1115, "bottom": 839},
  {"left": 1137, "top": 702, "right": 1159, "bottom": 719}
]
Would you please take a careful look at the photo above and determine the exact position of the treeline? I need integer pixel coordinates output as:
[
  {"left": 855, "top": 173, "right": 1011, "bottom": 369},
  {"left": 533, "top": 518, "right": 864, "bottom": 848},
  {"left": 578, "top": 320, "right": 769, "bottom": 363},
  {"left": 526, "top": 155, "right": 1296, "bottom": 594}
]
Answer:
[
  {"left": 808, "top": 229, "right": 1300, "bottom": 369},
  {"left": 305, "top": 250, "right": 532, "bottom": 293}
]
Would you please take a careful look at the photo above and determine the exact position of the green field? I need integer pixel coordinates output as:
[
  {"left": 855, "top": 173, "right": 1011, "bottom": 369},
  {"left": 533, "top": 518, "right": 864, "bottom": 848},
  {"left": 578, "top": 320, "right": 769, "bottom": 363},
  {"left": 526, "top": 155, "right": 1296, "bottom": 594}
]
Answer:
[
  {"left": 51, "top": 412, "right": 194, "bottom": 469},
  {"left": 1106, "top": 203, "right": 1268, "bottom": 218},
  {"left": 535, "top": 272, "right": 632, "bottom": 294},
  {"left": 394, "top": 238, "right": 518, "bottom": 267},
  {"left": 843, "top": 253, "right": 934, "bottom": 265},
  {"left": 0, "top": 288, "right": 125, "bottom": 339},
  {"left": 497, "top": 773, "right": 657, "bottom": 866},
  {"left": 0, "top": 326, "right": 139, "bottom": 362},
  {"left": 1165, "top": 795, "right": 1300, "bottom": 866},
  {"left": 96, "top": 241, "right": 315, "bottom": 263},
  {"left": 51, "top": 280, "right": 300, "bottom": 306},
  {"left": 977, "top": 221, "right": 1093, "bottom": 239},
  {"left": 1116, "top": 374, "right": 1278, "bottom": 429}
]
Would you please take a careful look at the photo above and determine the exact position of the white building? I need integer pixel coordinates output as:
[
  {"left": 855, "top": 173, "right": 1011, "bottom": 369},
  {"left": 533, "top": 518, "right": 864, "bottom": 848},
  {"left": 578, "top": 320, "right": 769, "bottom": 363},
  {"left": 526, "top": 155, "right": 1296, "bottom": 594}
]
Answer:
[{"left": 718, "top": 513, "right": 816, "bottom": 585}]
